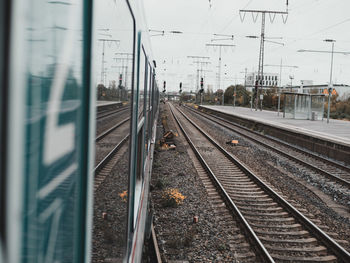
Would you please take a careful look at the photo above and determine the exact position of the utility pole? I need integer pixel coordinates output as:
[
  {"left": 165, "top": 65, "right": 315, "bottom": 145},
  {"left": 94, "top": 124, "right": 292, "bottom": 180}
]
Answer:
[
  {"left": 289, "top": 75, "right": 294, "bottom": 91},
  {"left": 206, "top": 41, "right": 235, "bottom": 106},
  {"left": 240, "top": 1, "right": 289, "bottom": 111},
  {"left": 188, "top": 56, "right": 210, "bottom": 104},
  {"left": 327, "top": 40, "right": 335, "bottom": 124},
  {"left": 47, "top": 1, "right": 71, "bottom": 65},
  {"left": 298, "top": 40, "right": 350, "bottom": 123},
  {"left": 99, "top": 38, "right": 119, "bottom": 86},
  {"left": 193, "top": 61, "right": 211, "bottom": 87},
  {"left": 111, "top": 65, "right": 127, "bottom": 100},
  {"left": 188, "top": 56, "right": 210, "bottom": 92},
  {"left": 114, "top": 52, "right": 133, "bottom": 91}
]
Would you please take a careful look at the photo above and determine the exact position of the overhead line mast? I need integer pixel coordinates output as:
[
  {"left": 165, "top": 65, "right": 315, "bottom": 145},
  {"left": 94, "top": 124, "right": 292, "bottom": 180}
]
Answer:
[
  {"left": 206, "top": 34, "right": 235, "bottom": 106},
  {"left": 187, "top": 56, "right": 210, "bottom": 93},
  {"left": 98, "top": 38, "right": 120, "bottom": 85},
  {"left": 240, "top": 0, "right": 289, "bottom": 111}
]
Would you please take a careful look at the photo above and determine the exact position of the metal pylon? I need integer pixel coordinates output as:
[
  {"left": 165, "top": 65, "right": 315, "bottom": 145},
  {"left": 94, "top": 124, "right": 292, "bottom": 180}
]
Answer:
[{"left": 256, "top": 13, "right": 266, "bottom": 111}]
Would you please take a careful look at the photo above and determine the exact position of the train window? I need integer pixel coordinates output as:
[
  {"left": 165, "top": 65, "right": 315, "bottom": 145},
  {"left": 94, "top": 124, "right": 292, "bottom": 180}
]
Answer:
[
  {"left": 143, "top": 63, "right": 152, "bottom": 155},
  {"left": 138, "top": 48, "right": 147, "bottom": 120},
  {"left": 133, "top": 125, "right": 144, "bottom": 223},
  {"left": 92, "top": 0, "right": 134, "bottom": 261},
  {"left": 132, "top": 46, "right": 148, "bottom": 225},
  {"left": 147, "top": 66, "right": 154, "bottom": 150}
]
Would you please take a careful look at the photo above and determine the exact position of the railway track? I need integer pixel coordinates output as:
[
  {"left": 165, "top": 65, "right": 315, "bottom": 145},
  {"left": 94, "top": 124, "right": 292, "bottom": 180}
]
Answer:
[
  {"left": 96, "top": 117, "right": 130, "bottom": 142},
  {"left": 94, "top": 134, "right": 129, "bottom": 190},
  {"left": 166, "top": 104, "right": 260, "bottom": 262},
  {"left": 94, "top": 117, "right": 131, "bottom": 190},
  {"left": 169, "top": 103, "right": 350, "bottom": 262},
  {"left": 94, "top": 106, "right": 144, "bottom": 189},
  {"left": 184, "top": 105, "right": 350, "bottom": 189},
  {"left": 97, "top": 105, "right": 129, "bottom": 120}
]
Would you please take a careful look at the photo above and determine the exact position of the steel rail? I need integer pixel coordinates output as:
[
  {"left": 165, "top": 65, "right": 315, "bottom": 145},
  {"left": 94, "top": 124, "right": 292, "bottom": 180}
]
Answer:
[
  {"left": 94, "top": 134, "right": 129, "bottom": 174},
  {"left": 97, "top": 106, "right": 129, "bottom": 120},
  {"left": 186, "top": 106, "right": 350, "bottom": 188},
  {"left": 178, "top": 105, "right": 350, "bottom": 262},
  {"left": 191, "top": 105, "right": 350, "bottom": 172},
  {"left": 169, "top": 103, "right": 274, "bottom": 263},
  {"left": 96, "top": 117, "right": 130, "bottom": 142}
]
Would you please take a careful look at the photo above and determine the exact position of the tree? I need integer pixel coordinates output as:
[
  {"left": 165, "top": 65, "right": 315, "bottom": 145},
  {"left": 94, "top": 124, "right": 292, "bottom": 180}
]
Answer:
[{"left": 224, "top": 85, "right": 250, "bottom": 106}]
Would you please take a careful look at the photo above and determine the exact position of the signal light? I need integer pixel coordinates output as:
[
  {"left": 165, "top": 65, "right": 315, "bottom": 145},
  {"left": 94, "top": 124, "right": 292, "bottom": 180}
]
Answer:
[
  {"left": 119, "top": 74, "right": 123, "bottom": 86},
  {"left": 199, "top": 77, "right": 204, "bottom": 93},
  {"left": 163, "top": 81, "right": 166, "bottom": 89}
]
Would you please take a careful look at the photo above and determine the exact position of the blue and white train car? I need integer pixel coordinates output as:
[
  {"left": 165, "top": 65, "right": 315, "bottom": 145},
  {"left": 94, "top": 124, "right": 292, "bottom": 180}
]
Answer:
[{"left": 0, "top": 0, "right": 159, "bottom": 262}]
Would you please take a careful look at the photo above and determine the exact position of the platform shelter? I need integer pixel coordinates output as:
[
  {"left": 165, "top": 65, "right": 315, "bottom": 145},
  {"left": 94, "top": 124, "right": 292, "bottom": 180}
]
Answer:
[{"left": 282, "top": 92, "right": 325, "bottom": 120}]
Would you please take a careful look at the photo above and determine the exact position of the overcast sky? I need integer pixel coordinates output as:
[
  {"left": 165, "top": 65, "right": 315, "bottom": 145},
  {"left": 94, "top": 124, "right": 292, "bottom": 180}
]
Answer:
[{"left": 144, "top": 0, "right": 350, "bottom": 92}]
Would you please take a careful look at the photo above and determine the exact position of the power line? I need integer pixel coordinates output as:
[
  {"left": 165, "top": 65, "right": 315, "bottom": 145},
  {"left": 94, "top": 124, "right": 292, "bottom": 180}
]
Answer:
[
  {"left": 239, "top": 1, "right": 289, "bottom": 111},
  {"left": 98, "top": 38, "right": 120, "bottom": 85},
  {"left": 206, "top": 43, "right": 235, "bottom": 105}
]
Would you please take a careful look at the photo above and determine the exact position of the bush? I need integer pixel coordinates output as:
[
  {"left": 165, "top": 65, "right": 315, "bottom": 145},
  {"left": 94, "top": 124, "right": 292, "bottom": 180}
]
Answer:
[{"left": 162, "top": 188, "right": 186, "bottom": 207}]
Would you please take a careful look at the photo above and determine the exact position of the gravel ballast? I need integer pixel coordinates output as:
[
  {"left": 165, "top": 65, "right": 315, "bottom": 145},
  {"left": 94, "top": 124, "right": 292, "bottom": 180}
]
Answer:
[
  {"left": 182, "top": 105, "right": 350, "bottom": 251},
  {"left": 149, "top": 103, "right": 253, "bottom": 262}
]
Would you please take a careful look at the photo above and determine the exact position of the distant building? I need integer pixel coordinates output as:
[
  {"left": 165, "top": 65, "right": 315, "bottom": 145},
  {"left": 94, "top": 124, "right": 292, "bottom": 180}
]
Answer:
[
  {"left": 298, "top": 84, "right": 350, "bottom": 99},
  {"left": 245, "top": 72, "right": 279, "bottom": 88}
]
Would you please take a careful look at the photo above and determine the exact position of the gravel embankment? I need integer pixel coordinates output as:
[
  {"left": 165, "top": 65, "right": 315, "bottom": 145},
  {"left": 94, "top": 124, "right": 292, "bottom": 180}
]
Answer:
[
  {"left": 150, "top": 103, "right": 252, "bottom": 262},
  {"left": 92, "top": 150, "right": 129, "bottom": 263},
  {"left": 182, "top": 105, "right": 350, "bottom": 251},
  {"left": 96, "top": 107, "right": 130, "bottom": 135}
]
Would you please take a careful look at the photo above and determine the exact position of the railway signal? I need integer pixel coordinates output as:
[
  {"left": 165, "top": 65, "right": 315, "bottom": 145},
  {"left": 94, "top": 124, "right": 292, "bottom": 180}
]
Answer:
[
  {"left": 119, "top": 74, "right": 123, "bottom": 87},
  {"left": 179, "top": 82, "right": 182, "bottom": 93},
  {"left": 163, "top": 81, "right": 166, "bottom": 93},
  {"left": 199, "top": 77, "right": 204, "bottom": 93}
]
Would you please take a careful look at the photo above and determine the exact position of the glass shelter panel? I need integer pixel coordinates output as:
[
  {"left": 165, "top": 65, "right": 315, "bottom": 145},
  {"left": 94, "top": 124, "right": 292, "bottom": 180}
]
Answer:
[
  {"left": 92, "top": 0, "right": 134, "bottom": 261},
  {"left": 294, "top": 95, "right": 310, "bottom": 119},
  {"left": 311, "top": 95, "right": 324, "bottom": 121},
  {"left": 284, "top": 94, "right": 295, "bottom": 118},
  {"left": 283, "top": 93, "right": 325, "bottom": 120}
]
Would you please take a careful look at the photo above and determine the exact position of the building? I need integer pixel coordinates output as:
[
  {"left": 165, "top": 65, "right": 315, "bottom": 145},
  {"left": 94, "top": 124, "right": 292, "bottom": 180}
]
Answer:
[
  {"left": 245, "top": 72, "right": 279, "bottom": 88},
  {"left": 298, "top": 84, "right": 350, "bottom": 99}
]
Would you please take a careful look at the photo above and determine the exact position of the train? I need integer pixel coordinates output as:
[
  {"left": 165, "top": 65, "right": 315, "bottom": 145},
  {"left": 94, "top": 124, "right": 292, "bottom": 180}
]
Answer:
[{"left": 0, "top": 0, "right": 159, "bottom": 262}]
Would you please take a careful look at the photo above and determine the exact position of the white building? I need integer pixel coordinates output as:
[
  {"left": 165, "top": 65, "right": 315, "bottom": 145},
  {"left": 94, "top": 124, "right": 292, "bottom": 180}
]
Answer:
[{"left": 245, "top": 72, "right": 279, "bottom": 88}]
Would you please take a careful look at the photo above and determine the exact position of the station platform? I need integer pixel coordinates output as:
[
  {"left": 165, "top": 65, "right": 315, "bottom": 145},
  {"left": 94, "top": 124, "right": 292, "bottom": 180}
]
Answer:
[
  {"left": 96, "top": 100, "right": 122, "bottom": 107},
  {"left": 199, "top": 105, "right": 350, "bottom": 164},
  {"left": 201, "top": 106, "right": 350, "bottom": 145},
  {"left": 96, "top": 100, "right": 123, "bottom": 112}
]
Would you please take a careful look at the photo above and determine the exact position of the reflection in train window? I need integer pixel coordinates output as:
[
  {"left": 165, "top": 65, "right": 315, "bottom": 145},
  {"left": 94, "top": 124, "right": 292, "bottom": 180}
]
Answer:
[
  {"left": 92, "top": 0, "right": 134, "bottom": 261},
  {"left": 138, "top": 48, "right": 147, "bottom": 119}
]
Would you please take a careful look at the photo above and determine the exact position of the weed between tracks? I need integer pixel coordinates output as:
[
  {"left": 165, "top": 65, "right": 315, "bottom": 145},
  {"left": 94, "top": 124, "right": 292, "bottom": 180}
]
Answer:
[{"left": 161, "top": 188, "right": 186, "bottom": 208}]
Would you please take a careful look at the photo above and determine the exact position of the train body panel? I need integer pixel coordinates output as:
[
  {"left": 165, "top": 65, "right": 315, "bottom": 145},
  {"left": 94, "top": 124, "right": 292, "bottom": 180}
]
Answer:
[{"left": 1, "top": 0, "right": 158, "bottom": 262}]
